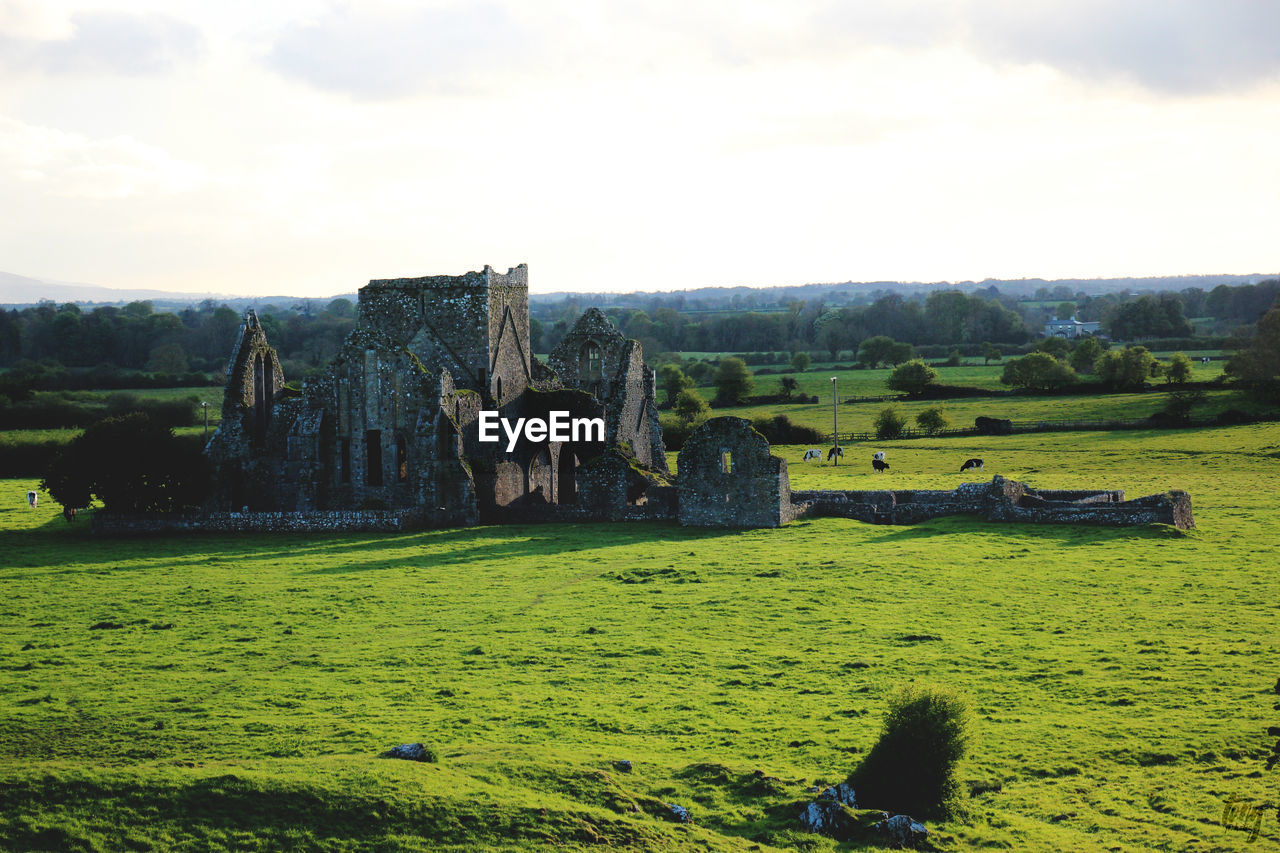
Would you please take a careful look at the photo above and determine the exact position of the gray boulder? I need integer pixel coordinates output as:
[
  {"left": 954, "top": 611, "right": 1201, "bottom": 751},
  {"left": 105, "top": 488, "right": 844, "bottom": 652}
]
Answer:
[
  {"left": 666, "top": 803, "right": 691, "bottom": 823},
  {"left": 817, "top": 782, "right": 857, "bottom": 807},
  {"left": 382, "top": 742, "right": 437, "bottom": 762},
  {"left": 874, "top": 813, "right": 928, "bottom": 848}
]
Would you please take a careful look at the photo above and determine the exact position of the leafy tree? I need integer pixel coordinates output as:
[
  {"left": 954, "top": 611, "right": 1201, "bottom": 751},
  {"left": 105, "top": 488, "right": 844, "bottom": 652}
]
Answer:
[
  {"left": 1069, "top": 336, "right": 1103, "bottom": 374},
  {"left": 873, "top": 406, "right": 907, "bottom": 439},
  {"left": 1056, "top": 301, "right": 1077, "bottom": 320},
  {"left": 1164, "top": 352, "right": 1194, "bottom": 385},
  {"left": 790, "top": 351, "right": 812, "bottom": 372},
  {"left": 658, "top": 364, "right": 694, "bottom": 404},
  {"left": 42, "top": 413, "right": 210, "bottom": 513},
  {"left": 1035, "top": 336, "right": 1071, "bottom": 360},
  {"left": 887, "top": 341, "right": 916, "bottom": 366},
  {"left": 780, "top": 376, "right": 799, "bottom": 400},
  {"left": 981, "top": 342, "right": 1002, "bottom": 365},
  {"left": 858, "top": 335, "right": 897, "bottom": 368},
  {"left": 886, "top": 359, "right": 939, "bottom": 397},
  {"left": 712, "top": 357, "right": 754, "bottom": 405},
  {"left": 946, "top": 348, "right": 962, "bottom": 367},
  {"left": 672, "top": 388, "right": 711, "bottom": 425},
  {"left": 916, "top": 406, "right": 950, "bottom": 435},
  {"left": 687, "top": 360, "right": 714, "bottom": 384},
  {"left": 146, "top": 342, "right": 189, "bottom": 375},
  {"left": 1095, "top": 345, "right": 1160, "bottom": 390},
  {"left": 1225, "top": 299, "right": 1280, "bottom": 402},
  {"left": 1000, "top": 352, "right": 1077, "bottom": 391},
  {"left": 847, "top": 684, "right": 971, "bottom": 818},
  {"left": 1106, "top": 294, "right": 1192, "bottom": 339}
]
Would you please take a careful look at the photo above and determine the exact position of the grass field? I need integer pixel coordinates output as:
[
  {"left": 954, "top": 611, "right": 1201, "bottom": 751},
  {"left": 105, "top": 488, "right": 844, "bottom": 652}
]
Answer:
[{"left": 3, "top": 423, "right": 1278, "bottom": 850}]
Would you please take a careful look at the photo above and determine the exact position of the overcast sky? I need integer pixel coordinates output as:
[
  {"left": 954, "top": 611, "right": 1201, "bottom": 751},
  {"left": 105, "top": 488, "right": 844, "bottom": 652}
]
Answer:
[{"left": 2, "top": 0, "right": 1278, "bottom": 296}]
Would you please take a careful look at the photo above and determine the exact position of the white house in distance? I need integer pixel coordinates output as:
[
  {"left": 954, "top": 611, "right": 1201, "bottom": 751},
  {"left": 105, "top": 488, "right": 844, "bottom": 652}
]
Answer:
[{"left": 1044, "top": 315, "right": 1102, "bottom": 338}]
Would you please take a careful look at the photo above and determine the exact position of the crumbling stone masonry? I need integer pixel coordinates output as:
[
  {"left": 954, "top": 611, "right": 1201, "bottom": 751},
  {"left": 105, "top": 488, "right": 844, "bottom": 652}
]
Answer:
[
  {"left": 791, "top": 475, "right": 1194, "bottom": 529},
  {"left": 677, "top": 417, "right": 800, "bottom": 528},
  {"left": 202, "top": 265, "right": 666, "bottom": 527},
  {"left": 122, "top": 264, "right": 1196, "bottom": 536}
]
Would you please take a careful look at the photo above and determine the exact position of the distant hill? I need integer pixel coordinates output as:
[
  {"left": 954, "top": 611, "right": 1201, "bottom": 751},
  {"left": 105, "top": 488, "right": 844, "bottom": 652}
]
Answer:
[
  {"left": 3, "top": 269, "right": 1274, "bottom": 314},
  {"left": 0, "top": 271, "right": 354, "bottom": 311}
]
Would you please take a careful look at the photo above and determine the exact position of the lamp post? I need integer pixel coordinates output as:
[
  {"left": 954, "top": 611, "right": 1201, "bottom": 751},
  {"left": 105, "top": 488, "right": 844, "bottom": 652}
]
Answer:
[
  {"left": 831, "top": 376, "right": 839, "bottom": 465},
  {"left": 201, "top": 401, "right": 210, "bottom": 440}
]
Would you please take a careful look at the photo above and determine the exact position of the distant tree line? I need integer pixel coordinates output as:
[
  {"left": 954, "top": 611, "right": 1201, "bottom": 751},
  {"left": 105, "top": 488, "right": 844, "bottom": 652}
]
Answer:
[{"left": 2, "top": 280, "right": 1277, "bottom": 390}]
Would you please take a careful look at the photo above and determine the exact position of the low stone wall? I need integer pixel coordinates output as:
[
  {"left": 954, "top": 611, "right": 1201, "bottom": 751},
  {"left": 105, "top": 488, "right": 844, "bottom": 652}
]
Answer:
[
  {"left": 792, "top": 477, "right": 1194, "bottom": 530},
  {"left": 91, "top": 507, "right": 448, "bottom": 536}
]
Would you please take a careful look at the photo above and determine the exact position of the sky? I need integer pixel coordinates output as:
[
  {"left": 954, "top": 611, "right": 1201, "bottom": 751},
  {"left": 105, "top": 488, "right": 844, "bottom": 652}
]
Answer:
[{"left": 1, "top": 0, "right": 1278, "bottom": 297}]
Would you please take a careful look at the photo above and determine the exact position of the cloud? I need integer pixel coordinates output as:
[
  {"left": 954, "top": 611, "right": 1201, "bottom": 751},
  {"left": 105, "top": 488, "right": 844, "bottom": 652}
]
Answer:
[
  {"left": 964, "top": 0, "right": 1280, "bottom": 94},
  {"left": 264, "top": 3, "right": 528, "bottom": 98},
  {"left": 0, "top": 117, "right": 205, "bottom": 200},
  {"left": 0, "top": 9, "right": 203, "bottom": 76}
]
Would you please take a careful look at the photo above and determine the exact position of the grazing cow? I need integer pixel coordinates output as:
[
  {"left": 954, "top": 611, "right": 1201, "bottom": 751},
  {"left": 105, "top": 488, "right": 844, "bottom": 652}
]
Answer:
[
  {"left": 960, "top": 458, "right": 984, "bottom": 473},
  {"left": 827, "top": 446, "right": 844, "bottom": 462},
  {"left": 802, "top": 448, "right": 822, "bottom": 462},
  {"left": 872, "top": 458, "right": 890, "bottom": 473},
  {"left": 63, "top": 506, "right": 77, "bottom": 523},
  {"left": 26, "top": 491, "right": 37, "bottom": 509},
  {"left": 872, "top": 451, "right": 886, "bottom": 462}
]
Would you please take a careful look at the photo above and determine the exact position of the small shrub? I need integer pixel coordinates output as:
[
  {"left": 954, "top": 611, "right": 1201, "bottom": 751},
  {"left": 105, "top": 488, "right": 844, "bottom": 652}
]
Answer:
[
  {"left": 873, "top": 406, "right": 907, "bottom": 440},
  {"left": 847, "top": 684, "right": 971, "bottom": 818},
  {"left": 916, "top": 407, "right": 950, "bottom": 435}
]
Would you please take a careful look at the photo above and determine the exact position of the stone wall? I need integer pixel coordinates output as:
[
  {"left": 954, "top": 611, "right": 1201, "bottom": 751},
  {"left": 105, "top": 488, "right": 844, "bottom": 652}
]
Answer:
[
  {"left": 92, "top": 507, "right": 444, "bottom": 536},
  {"left": 793, "top": 475, "right": 1194, "bottom": 529},
  {"left": 677, "top": 417, "right": 792, "bottom": 528}
]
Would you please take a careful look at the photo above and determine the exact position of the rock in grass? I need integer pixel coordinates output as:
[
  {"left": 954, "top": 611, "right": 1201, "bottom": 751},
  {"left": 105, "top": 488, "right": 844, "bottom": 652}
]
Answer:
[
  {"left": 613, "top": 759, "right": 632, "bottom": 773},
  {"left": 874, "top": 813, "right": 928, "bottom": 848},
  {"left": 666, "top": 802, "right": 691, "bottom": 823},
  {"left": 382, "top": 743, "right": 437, "bottom": 762},
  {"left": 817, "top": 781, "right": 858, "bottom": 807}
]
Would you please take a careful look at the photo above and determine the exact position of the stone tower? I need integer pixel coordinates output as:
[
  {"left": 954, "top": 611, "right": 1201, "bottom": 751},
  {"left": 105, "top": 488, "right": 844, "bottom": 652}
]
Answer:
[{"left": 355, "top": 264, "right": 531, "bottom": 407}]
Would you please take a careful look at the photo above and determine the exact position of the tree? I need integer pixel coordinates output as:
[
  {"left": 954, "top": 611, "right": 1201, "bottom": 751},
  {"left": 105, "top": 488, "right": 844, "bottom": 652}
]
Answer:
[
  {"left": 886, "top": 359, "right": 939, "bottom": 397},
  {"left": 672, "top": 388, "right": 711, "bottom": 425},
  {"left": 916, "top": 406, "right": 950, "bottom": 435},
  {"left": 847, "top": 684, "right": 971, "bottom": 818},
  {"left": 42, "top": 413, "right": 210, "bottom": 513},
  {"left": 146, "top": 342, "right": 189, "bottom": 375},
  {"left": 1069, "top": 336, "right": 1103, "bottom": 374},
  {"left": 1035, "top": 336, "right": 1071, "bottom": 360},
  {"left": 873, "top": 406, "right": 907, "bottom": 439},
  {"left": 887, "top": 341, "right": 916, "bottom": 366},
  {"left": 780, "top": 376, "right": 799, "bottom": 400},
  {"left": 658, "top": 364, "right": 694, "bottom": 404},
  {"left": 858, "top": 335, "right": 897, "bottom": 368},
  {"left": 1095, "top": 345, "right": 1159, "bottom": 390},
  {"left": 712, "top": 357, "right": 754, "bottom": 405},
  {"left": 1164, "top": 352, "right": 1194, "bottom": 385},
  {"left": 981, "top": 342, "right": 1002, "bottom": 365},
  {"left": 1056, "top": 301, "right": 1077, "bottom": 320},
  {"left": 1000, "top": 352, "right": 1077, "bottom": 391},
  {"left": 1225, "top": 299, "right": 1280, "bottom": 402},
  {"left": 790, "top": 351, "right": 812, "bottom": 372}
]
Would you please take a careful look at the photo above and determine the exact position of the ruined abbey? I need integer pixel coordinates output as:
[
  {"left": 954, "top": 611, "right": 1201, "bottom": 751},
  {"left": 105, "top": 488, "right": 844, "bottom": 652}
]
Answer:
[{"left": 94, "top": 264, "right": 1193, "bottom": 534}]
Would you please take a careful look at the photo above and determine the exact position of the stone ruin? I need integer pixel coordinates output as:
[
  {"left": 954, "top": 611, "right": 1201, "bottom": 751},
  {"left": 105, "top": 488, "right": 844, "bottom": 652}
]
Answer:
[{"left": 91, "top": 263, "right": 1193, "bottom": 533}]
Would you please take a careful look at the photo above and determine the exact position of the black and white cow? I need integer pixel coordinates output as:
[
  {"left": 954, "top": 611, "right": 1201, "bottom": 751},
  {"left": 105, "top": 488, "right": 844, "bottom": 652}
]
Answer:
[
  {"left": 827, "top": 446, "right": 844, "bottom": 462},
  {"left": 872, "top": 458, "right": 890, "bottom": 473},
  {"left": 26, "top": 491, "right": 37, "bottom": 509},
  {"left": 872, "top": 451, "right": 886, "bottom": 462},
  {"left": 960, "top": 458, "right": 984, "bottom": 473},
  {"left": 803, "top": 448, "right": 822, "bottom": 462}
]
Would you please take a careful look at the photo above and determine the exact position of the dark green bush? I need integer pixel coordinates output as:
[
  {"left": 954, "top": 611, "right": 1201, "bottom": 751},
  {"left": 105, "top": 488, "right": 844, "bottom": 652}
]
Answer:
[{"left": 847, "top": 684, "right": 971, "bottom": 818}]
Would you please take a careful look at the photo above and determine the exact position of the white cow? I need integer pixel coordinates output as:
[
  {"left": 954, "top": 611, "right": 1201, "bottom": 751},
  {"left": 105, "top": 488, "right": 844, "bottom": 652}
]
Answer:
[
  {"left": 27, "top": 491, "right": 37, "bottom": 509},
  {"left": 802, "top": 448, "right": 822, "bottom": 461},
  {"left": 872, "top": 451, "right": 886, "bottom": 462}
]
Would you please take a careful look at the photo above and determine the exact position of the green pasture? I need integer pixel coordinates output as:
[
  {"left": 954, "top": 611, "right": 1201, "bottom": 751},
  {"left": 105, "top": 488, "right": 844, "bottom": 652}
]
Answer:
[
  {"left": 693, "top": 361, "right": 1227, "bottom": 403},
  {"left": 3, "top": 423, "right": 1278, "bottom": 850},
  {"left": 724, "top": 387, "right": 1255, "bottom": 438}
]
